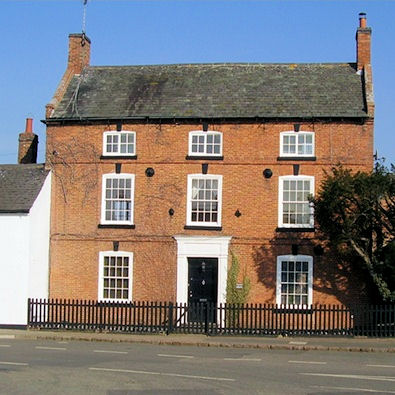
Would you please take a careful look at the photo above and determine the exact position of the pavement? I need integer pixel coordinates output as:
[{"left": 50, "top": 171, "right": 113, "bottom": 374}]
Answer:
[{"left": 0, "top": 328, "right": 394, "bottom": 353}]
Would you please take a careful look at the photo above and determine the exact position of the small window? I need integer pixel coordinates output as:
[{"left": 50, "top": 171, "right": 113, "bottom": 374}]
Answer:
[
  {"left": 276, "top": 255, "right": 313, "bottom": 306},
  {"left": 280, "top": 131, "right": 314, "bottom": 157},
  {"left": 98, "top": 251, "right": 133, "bottom": 301},
  {"left": 103, "top": 131, "right": 136, "bottom": 156},
  {"left": 278, "top": 176, "right": 314, "bottom": 228},
  {"left": 186, "top": 174, "right": 222, "bottom": 227},
  {"left": 101, "top": 173, "right": 135, "bottom": 225},
  {"left": 188, "top": 131, "right": 222, "bottom": 157}
]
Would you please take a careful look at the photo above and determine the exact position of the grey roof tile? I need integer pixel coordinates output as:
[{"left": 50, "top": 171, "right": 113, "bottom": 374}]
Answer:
[
  {"left": 0, "top": 164, "right": 49, "bottom": 213},
  {"left": 50, "top": 63, "right": 367, "bottom": 120}
]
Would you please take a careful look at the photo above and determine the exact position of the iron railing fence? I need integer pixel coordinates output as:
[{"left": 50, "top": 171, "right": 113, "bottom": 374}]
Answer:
[{"left": 27, "top": 299, "right": 395, "bottom": 337}]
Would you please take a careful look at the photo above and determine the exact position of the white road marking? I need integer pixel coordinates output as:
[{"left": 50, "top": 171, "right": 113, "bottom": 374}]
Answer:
[
  {"left": 94, "top": 350, "right": 128, "bottom": 355},
  {"left": 0, "top": 335, "right": 15, "bottom": 339},
  {"left": 57, "top": 341, "right": 69, "bottom": 344},
  {"left": 35, "top": 346, "right": 66, "bottom": 351},
  {"left": 0, "top": 345, "right": 11, "bottom": 348},
  {"left": 89, "top": 367, "right": 235, "bottom": 382},
  {"left": 157, "top": 354, "right": 194, "bottom": 359},
  {"left": 0, "top": 361, "right": 28, "bottom": 366},
  {"left": 311, "top": 385, "right": 395, "bottom": 394},
  {"left": 224, "top": 358, "right": 262, "bottom": 361},
  {"left": 289, "top": 360, "right": 326, "bottom": 365},
  {"left": 367, "top": 364, "right": 395, "bottom": 368},
  {"left": 300, "top": 373, "right": 395, "bottom": 382},
  {"left": 289, "top": 341, "right": 307, "bottom": 345}
]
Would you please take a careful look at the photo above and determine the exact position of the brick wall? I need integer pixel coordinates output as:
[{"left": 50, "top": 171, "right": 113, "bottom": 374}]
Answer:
[{"left": 46, "top": 119, "right": 373, "bottom": 305}]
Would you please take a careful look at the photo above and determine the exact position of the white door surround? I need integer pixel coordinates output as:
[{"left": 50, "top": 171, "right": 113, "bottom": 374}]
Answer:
[{"left": 174, "top": 235, "right": 232, "bottom": 306}]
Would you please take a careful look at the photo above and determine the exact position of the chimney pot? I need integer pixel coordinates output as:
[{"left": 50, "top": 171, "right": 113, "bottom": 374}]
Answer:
[
  {"left": 25, "top": 118, "right": 33, "bottom": 134},
  {"left": 359, "top": 12, "right": 367, "bottom": 28}
]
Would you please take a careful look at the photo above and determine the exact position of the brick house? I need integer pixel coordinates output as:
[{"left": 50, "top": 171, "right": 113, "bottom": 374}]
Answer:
[{"left": 44, "top": 14, "right": 373, "bottom": 308}]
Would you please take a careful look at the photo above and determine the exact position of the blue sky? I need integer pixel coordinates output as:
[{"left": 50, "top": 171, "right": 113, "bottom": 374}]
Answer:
[{"left": 0, "top": 0, "right": 394, "bottom": 164}]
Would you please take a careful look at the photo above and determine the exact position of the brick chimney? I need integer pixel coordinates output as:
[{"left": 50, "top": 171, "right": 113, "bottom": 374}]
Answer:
[
  {"left": 18, "top": 118, "right": 38, "bottom": 164},
  {"left": 356, "top": 12, "right": 371, "bottom": 71},
  {"left": 67, "top": 33, "right": 91, "bottom": 75},
  {"left": 46, "top": 33, "right": 91, "bottom": 118}
]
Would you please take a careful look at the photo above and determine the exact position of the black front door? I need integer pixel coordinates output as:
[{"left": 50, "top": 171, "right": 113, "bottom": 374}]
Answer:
[{"left": 188, "top": 257, "right": 218, "bottom": 322}]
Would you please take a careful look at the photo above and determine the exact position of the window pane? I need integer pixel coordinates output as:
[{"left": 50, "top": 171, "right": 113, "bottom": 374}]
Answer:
[
  {"left": 102, "top": 254, "right": 131, "bottom": 301},
  {"left": 190, "top": 132, "right": 221, "bottom": 156},
  {"left": 103, "top": 175, "right": 133, "bottom": 224},
  {"left": 278, "top": 257, "right": 311, "bottom": 305},
  {"left": 189, "top": 176, "right": 220, "bottom": 224}
]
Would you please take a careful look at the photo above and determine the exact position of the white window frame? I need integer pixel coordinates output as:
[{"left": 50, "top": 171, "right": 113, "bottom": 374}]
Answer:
[
  {"left": 98, "top": 251, "right": 133, "bottom": 302},
  {"left": 276, "top": 255, "right": 313, "bottom": 307},
  {"left": 101, "top": 173, "right": 135, "bottom": 225},
  {"left": 279, "top": 131, "right": 314, "bottom": 157},
  {"left": 102, "top": 131, "right": 136, "bottom": 156},
  {"left": 188, "top": 131, "right": 223, "bottom": 157},
  {"left": 186, "top": 174, "right": 223, "bottom": 227},
  {"left": 278, "top": 175, "right": 314, "bottom": 228}
]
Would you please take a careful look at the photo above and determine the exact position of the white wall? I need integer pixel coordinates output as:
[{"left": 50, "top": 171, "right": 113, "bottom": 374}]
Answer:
[
  {"left": 0, "top": 214, "right": 30, "bottom": 325},
  {"left": 0, "top": 172, "right": 51, "bottom": 326},
  {"left": 28, "top": 172, "right": 51, "bottom": 301}
]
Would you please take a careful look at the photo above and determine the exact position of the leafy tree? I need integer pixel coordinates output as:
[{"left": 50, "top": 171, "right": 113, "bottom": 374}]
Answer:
[{"left": 312, "top": 162, "right": 395, "bottom": 302}]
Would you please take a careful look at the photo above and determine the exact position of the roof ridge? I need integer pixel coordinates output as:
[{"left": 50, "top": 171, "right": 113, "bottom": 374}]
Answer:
[
  {"left": 86, "top": 62, "right": 356, "bottom": 69},
  {"left": 0, "top": 163, "right": 46, "bottom": 169}
]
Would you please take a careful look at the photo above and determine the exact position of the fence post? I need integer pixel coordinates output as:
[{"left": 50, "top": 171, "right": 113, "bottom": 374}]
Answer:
[
  {"left": 204, "top": 303, "right": 209, "bottom": 335},
  {"left": 27, "top": 298, "right": 31, "bottom": 327},
  {"left": 167, "top": 302, "right": 174, "bottom": 335}
]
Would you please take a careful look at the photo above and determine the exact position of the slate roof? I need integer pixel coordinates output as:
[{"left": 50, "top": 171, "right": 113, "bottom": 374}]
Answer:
[
  {"left": 0, "top": 164, "right": 49, "bottom": 213},
  {"left": 50, "top": 63, "right": 368, "bottom": 121}
]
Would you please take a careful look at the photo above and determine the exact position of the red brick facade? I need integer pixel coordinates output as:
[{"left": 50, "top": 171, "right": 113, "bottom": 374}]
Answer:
[{"left": 46, "top": 16, "right": 374, "bottom": 306}]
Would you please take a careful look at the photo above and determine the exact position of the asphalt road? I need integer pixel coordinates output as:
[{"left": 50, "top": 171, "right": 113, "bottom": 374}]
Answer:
[{"left": 0, "top": 339, "right": 394, "bottom": 394}]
